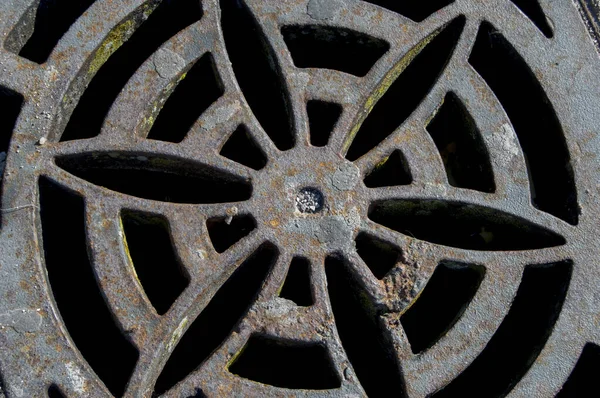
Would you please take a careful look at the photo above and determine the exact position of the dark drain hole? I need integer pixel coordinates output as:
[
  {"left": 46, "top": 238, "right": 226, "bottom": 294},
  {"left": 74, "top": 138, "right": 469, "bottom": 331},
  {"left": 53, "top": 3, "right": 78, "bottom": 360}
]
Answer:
[
  {"left": 229, "top": 334, "right": 340, "bottom": 389},
  {"left": 279, "top": 257, "right": 313, "bottom": 306},
  {"left": 557, "top": 343, "right": 600, "bottom": 397},
  {"left": 47, "top": 384, "right": 66, "bottom": 398},
  {"left": 0, "top": 87, "right": 24, "bottom": 228},
  {"left": 39, "top": 177, "right": 138, "bottom": 397},
  {"left": 187, "top": 388, "right": 206, "bottom": 398},
  {"left": 56, "top": 153, "right": 252, "bottom": 204},
  {"left": 220, "top": 125, "right": 268, "bottom": 170},
  {"left": 0, "top": 87, "right": 23, "bottom": 154},
  {"left": 401, "top": 261, "right": 485, "bottom": 354},
  {"left": 122, "top": 211, "right": 189, "bottom": 315},
  {"left": 361, "top": 0, "right": 454, "bottom": 22},
  {"left": 154, "top": 243, "right": 278, "bottom": 395},
  {"left": 8, "top": 0, "right": 97, "bottom": 64},
  {"left": 346, "top": 16, "right": 465, "bottom": 161},
  {"left": 326, "top": 255, "right": 406, "bottom": 397},
  {"left": 470, "top": 22, "right": 577, "bottom": 225},
  {"left": 0, "top": 368, "right": 6, "bottom": 398},
  {"left": 307, "top": 100, "right": 343, "bottom": 147},
  {"left": 364, "top": 150, "right": 412, "bottom": 188},
  {"left": 61, "top": 0, "right": 203, "bottom": 142},
  {"left": 508, "top": 0, "right": 554, "bottom": 38},
  {"left": 220, "top": 0, "right": 294, "bottom": 150},
  {"left": 207, "top": 214, "right": 256, "bottom": 253},
  {"left": 355, "top": 233, "right": 403, "bottom": 280},
  {"left": 433, "top": 260, "right": 573, "bottom": 398},
  {"left": 148, "top": 53, "right": 224, "bottom": 143},
  {"left": 369, "top": 199, "right": 566, "bottom": 251},
  {"left": 427, "top": 93, "right": 495, "bottom": 193},
  {"left": 282, "top": 25, "right": 389, "bottom": 77}
]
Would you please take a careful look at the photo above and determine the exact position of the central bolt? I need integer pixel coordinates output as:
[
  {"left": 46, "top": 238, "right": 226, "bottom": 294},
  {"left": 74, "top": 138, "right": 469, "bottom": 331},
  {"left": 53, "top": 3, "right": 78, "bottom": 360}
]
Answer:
[{"left": 296, "top": 187, "right": 324, "bottom": 214}]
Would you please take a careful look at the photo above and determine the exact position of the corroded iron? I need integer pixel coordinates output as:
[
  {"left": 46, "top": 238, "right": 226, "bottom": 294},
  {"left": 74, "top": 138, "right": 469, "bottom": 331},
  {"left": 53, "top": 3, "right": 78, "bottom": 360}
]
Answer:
[{"left": 0, "top": 0, "right": 599, "bottom": 397}]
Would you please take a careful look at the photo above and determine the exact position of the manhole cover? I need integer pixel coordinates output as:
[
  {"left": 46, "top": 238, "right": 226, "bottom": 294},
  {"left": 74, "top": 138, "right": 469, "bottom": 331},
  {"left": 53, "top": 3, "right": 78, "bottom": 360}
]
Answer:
[{"left": 0, "top": 0, "right": 599, "bottom": 397}]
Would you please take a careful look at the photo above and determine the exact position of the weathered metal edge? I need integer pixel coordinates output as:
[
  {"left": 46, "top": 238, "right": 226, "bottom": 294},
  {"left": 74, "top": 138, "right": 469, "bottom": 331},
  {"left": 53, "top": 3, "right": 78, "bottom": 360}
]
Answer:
[{"left": 575, "top": 0, "right": 600, "bottom": 53}]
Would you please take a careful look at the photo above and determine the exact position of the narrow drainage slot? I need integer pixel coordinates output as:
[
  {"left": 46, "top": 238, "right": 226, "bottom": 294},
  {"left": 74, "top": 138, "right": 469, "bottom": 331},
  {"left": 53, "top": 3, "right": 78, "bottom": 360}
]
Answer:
[
  {"left": 220, "top": 0, "right": 295, "bottom": 150},
  {"left": 55, "top": 153, "right": 252, "bottom": 204},
  {"left": 361, "top": 0, "right": 455, "bottom": 22},
  {"left": 206, "top": 214, "right": 257, "bottom": 253},
  {"left": 0, "top": 87, "right": 24, "bottom": 154},
  {"left": 0, "top": 368, "right": 5, "bottom": 398},
  {"left": 47, "top": 384, "right": 66, "bottom": 398},
  {"left": 154, "top": 243, "right": 279, "bottom": 395},
  {"left": 229, "top": 334, "right": 340, "bottom": 389},
  {"left": 355, "top": 233, "right": 403, "bottom": 280},
  {"left": 326, "top": 255, "right": 406, "bottom": 397},
  {"left": 401, "top": 261, "right": 485, "bottom": 354},
  {"left": 0, "top": 87, "right": 24, "bottom": 227},
  {"left": 39, "top": 177, "right": 139, "bottom": 397},
  {"left": 147, "top": 53, "right": 224, "bottom": 143},
  {"left": 426, "top": 92, "right": 495, "bottom": 193},
  {"left": 346, "top": 16, "right": 465, "bottom": 161},
  {"left": 364, "top": 150, "right": 412, "bottom": 188},
  {"left": 469, "top": 22, "right": 577, "bottom": 225},
  {"left": 281, "top": 25, "right": 389, "bottom": 77},
  {"left": 121, "top": 211, "right": 189, "bottom": 315},
  {"left": 307, "top": 100, "right": 343, "bottom": 147},
  {"left": 557, "top": 343, "right": 600, "bottom": 397},
  {"left": 368, "top": 199, "right": 566, "bottom": 251},
  {"left": 508, "top": 0, "right": 554, "bottom": 38},
  {"left": 279, "top": 257, "right": 313, "bottom": 306},
  {"left": 433, "top": 260, "right": 573, "bottom": 398},
  {"left": 9, "top": 0, "right": 97, "bottom": 64},
  {"left": 61, "top": 0, "right": 203, "bottom": 141},
  {"left": 220, "top": 125, "right": 268, "bottom": 170}
]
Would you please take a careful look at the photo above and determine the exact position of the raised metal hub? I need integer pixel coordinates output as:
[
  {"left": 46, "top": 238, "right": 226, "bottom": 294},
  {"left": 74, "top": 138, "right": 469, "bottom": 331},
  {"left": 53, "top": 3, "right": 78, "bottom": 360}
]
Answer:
[{"left": 0, "top": 0, "right": 599, "bottom": 397}]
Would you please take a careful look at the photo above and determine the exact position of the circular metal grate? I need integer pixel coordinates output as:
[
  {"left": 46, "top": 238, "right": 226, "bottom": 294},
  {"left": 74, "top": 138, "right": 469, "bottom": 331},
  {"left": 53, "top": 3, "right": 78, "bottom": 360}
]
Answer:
[{"left": 0, "top": 0, "right": 599, "bottom": 397}]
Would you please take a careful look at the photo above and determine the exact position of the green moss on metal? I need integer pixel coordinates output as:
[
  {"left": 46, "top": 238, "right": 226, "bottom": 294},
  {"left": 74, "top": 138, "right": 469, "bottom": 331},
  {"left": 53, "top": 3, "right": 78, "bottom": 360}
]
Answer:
[{"left": 343, "top": 28, "right": 443, "bottom": 154}]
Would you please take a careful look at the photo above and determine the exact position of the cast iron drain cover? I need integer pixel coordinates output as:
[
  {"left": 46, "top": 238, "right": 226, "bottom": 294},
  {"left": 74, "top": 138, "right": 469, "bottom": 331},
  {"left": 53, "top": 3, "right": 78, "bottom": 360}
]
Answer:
[{"left": 1, "top": 0, "right": 599, "bottom": 397}]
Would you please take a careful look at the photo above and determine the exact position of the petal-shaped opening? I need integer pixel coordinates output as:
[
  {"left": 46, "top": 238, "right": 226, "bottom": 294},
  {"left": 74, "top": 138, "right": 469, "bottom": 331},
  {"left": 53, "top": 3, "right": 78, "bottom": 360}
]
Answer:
[
  {"left": 369, "top": 199, "right": 565, "bottom": 250},
  {"left": 345, "top": 16, "right": 465, "bottom": 161},
  {"left": 55, "top": 152, "right": 252, "bottom": 204},
  {"left": 154, "top": 243, "right": 278, "bottom": 395},
  {"left": 220, "top": 0, "right": 295, "bottom": 150}
]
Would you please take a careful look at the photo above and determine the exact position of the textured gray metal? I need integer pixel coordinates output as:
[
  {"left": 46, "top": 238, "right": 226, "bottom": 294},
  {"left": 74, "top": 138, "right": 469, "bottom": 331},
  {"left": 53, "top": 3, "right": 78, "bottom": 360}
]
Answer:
[{"left": 0, "top": 0, "right": 599, "bottom": 397}]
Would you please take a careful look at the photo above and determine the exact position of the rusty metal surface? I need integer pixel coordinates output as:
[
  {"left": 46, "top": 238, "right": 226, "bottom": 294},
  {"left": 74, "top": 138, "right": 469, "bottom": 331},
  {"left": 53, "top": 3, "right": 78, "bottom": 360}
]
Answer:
[{"left": 0, "top": 0, "right": 599, "bottom": 397}]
